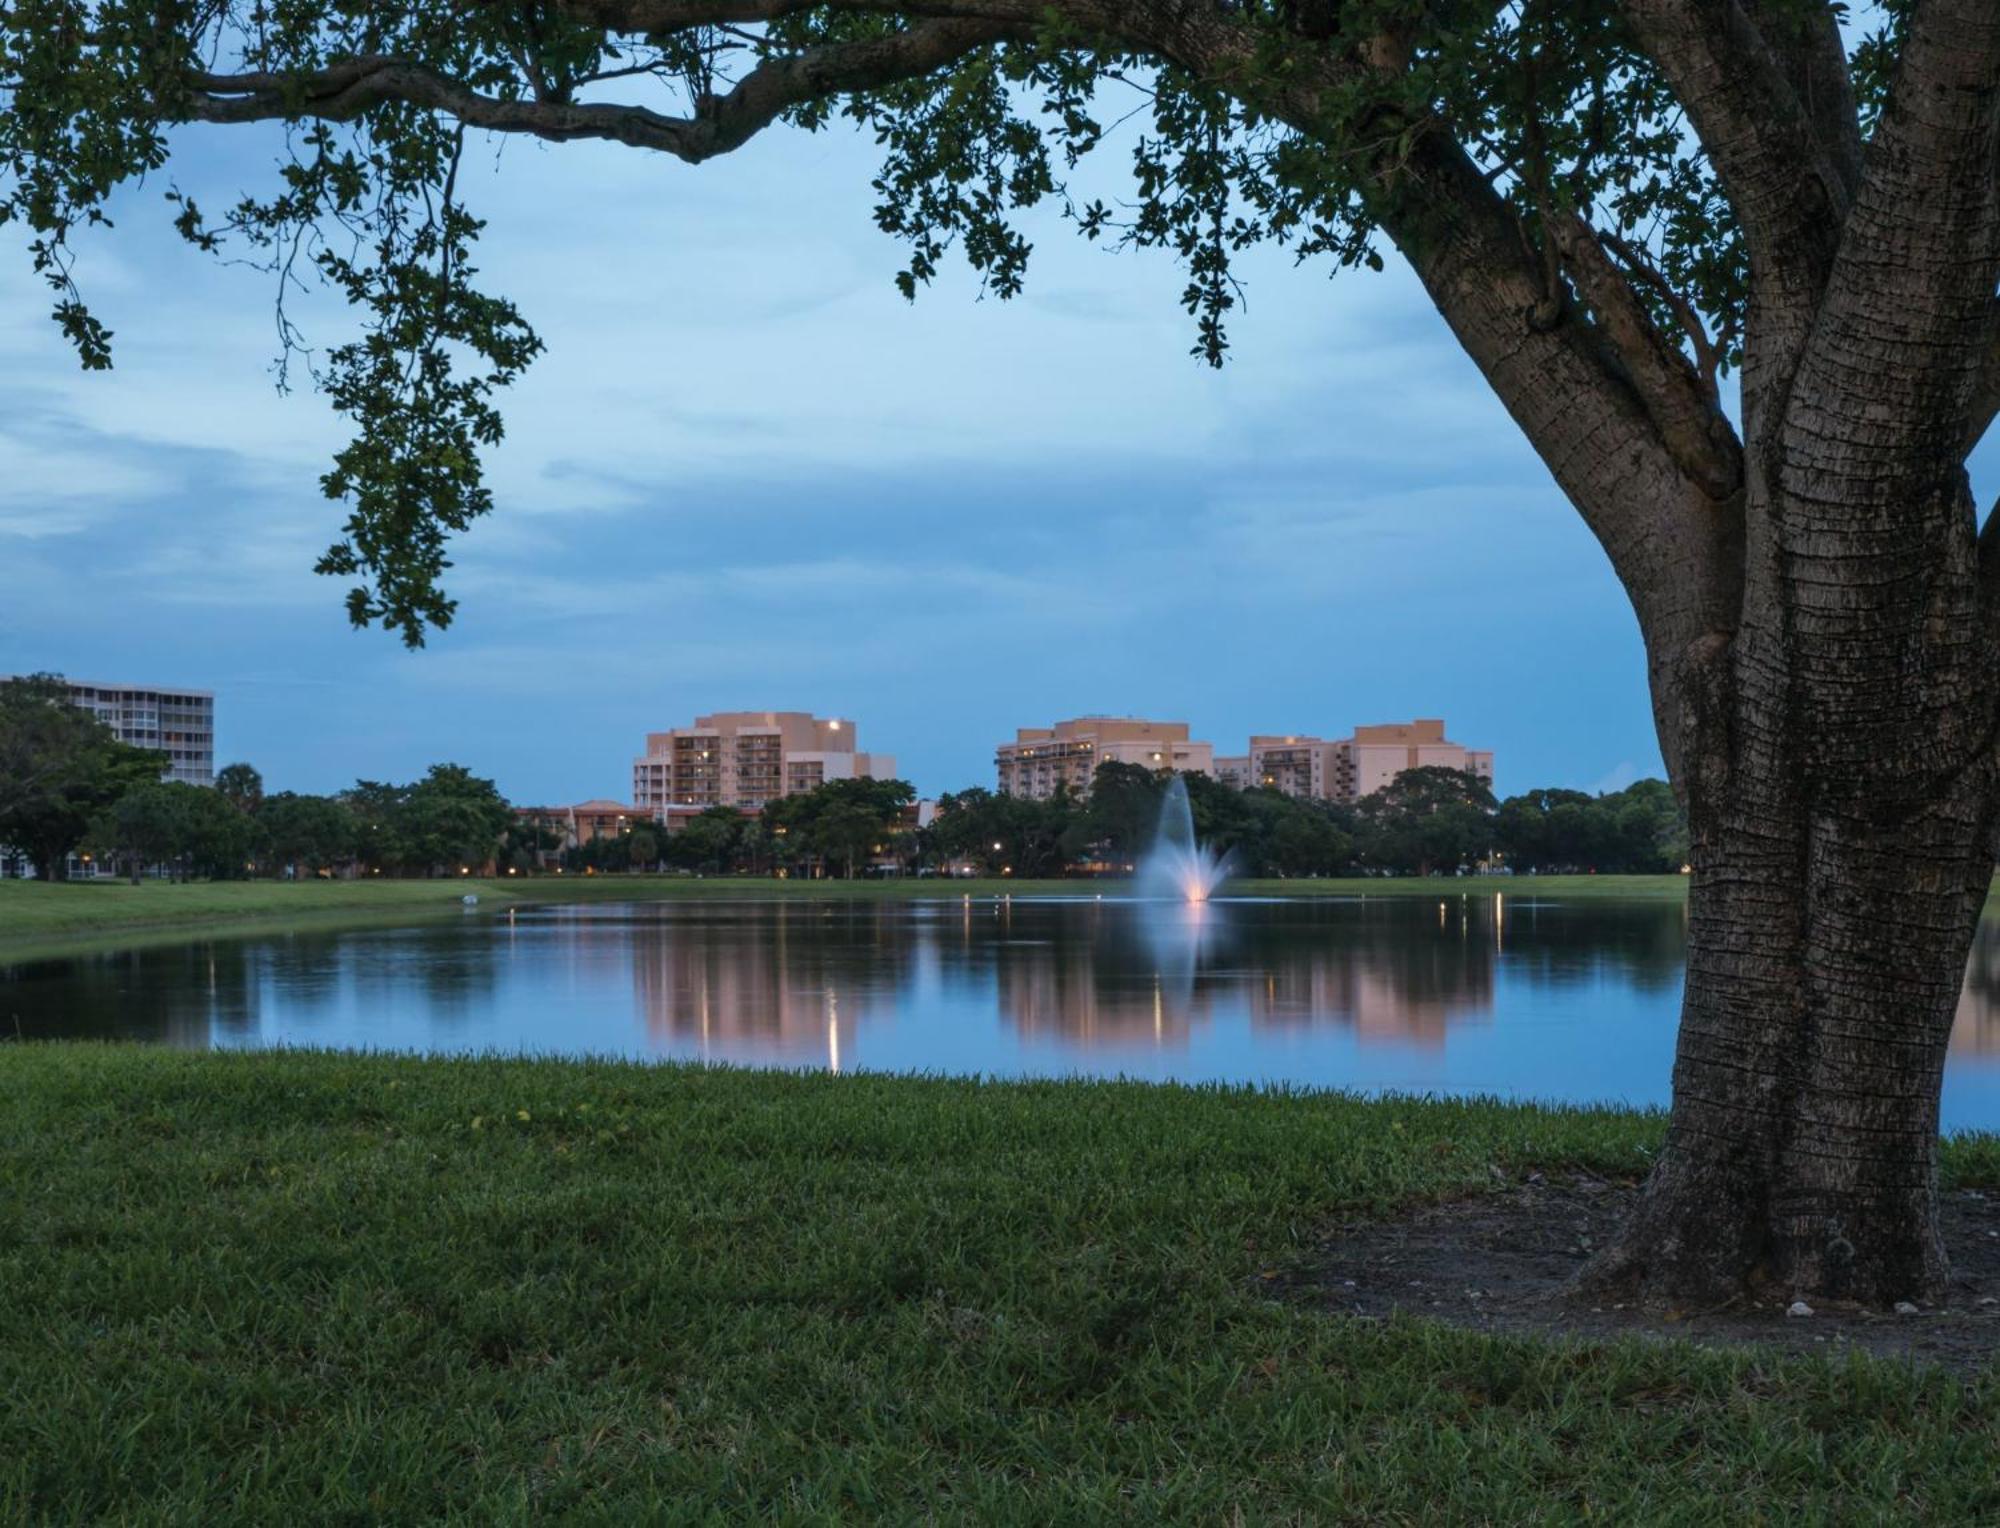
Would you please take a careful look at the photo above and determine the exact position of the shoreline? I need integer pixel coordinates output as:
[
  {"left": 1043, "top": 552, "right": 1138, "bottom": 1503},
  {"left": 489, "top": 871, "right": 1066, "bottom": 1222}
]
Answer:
[{"left": 0, "top": 872, "right": 1691, "bottom": 960}]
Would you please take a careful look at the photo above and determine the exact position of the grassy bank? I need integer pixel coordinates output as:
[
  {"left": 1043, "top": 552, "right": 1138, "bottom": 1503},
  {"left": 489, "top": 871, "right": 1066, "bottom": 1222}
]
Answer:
[
  {"left": 1, "top": 1049, "right": 1995, "bottom": 1520},
  {"left": 0, "top": 872, "right": 1688, "bottom": 956}
]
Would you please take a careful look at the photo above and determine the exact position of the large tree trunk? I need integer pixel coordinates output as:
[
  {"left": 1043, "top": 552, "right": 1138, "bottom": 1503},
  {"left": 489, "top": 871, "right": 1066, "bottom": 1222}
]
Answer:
[
  {"left": 1588, "top": 459, "right": 1999, "bottom": 1308},
  {"left": 1588, "top": 783, "right": 1993, "bottom": 1307}
]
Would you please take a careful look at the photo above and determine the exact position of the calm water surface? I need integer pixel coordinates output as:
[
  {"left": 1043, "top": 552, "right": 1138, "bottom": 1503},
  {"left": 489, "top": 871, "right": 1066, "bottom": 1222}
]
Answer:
[{"left": 8, "top": 894, "right": 2000, "bottom": 1129}]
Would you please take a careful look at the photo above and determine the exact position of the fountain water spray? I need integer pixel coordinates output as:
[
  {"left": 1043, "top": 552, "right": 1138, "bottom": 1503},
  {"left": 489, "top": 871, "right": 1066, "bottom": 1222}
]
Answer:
[{"left": 1135, "top": 775, "right": 1232, "bottom": 902}]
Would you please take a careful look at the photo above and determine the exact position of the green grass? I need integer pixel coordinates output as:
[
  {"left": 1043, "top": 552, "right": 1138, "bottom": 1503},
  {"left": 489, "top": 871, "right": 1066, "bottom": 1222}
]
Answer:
[
  {"left": 2, "top": 1049, "right": 1996, "bottom": 1521},
  {"left": 0, "top": 872, "right": 1690, "bottom": 958}
]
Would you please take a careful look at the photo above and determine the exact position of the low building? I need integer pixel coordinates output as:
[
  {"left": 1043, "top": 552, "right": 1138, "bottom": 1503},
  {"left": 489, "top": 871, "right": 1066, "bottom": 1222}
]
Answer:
[
  {"left": 995, "top": 717, "right": 1216, "bottom": 799},
  {"left": 515, "top": 800, "right": 647, "bottom": 855},
  {"left": 633, "top": 711, "right": 896, "bottom": 814}
]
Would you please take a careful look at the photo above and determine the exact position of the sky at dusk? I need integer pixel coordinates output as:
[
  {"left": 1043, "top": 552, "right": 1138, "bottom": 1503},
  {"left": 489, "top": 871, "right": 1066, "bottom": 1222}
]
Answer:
[{"left": 8, "top": 110, "right": 1992, "bottom": 804}]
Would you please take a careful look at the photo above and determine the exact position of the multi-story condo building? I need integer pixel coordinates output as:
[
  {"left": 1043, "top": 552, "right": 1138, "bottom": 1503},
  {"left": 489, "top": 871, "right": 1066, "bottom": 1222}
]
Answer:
[
  {"left": 12, "top": 677, "right": 216, "bottom": 785},
  {"left": 995, "top": 717, "right": 1216, "bottom": 799},
  {"left": 1343, "top": 719, "right": 1493, "bottom": 799},
  {"left": 633, "top": 712, "right": 895, "bottom": 813},
  {"left": 1242, "top": 719, "right": 1492, "bottom": 803}
]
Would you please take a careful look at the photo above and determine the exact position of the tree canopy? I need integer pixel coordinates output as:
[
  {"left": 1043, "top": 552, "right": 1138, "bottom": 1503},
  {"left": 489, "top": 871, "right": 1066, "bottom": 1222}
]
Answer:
[
  {"left": 9, "top": 1, "right": 1985, "bottom": 649},
  {"left": 0, "top": 673, "right": 166, "bottom": 879}
]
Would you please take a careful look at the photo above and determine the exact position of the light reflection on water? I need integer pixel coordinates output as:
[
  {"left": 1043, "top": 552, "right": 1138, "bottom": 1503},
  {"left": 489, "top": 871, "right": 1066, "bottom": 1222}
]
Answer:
[{"left": 5, "top": 895, "right": 1998, "bottom": 1130}]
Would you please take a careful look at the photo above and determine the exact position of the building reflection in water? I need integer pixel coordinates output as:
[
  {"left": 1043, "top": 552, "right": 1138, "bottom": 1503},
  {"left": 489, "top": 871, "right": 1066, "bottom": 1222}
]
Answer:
[
  {"left": 625, "top": 892, "right": 1695, "bottom": 1060},
  {"left": 631, "top": 902, "right": 913, "bottom": 1067},
  {"left": 9, "top": 892, "right": 1999, "bottom": 1078},
  {"left": 1953, "top": 921, "right": 2000, "bottom": 1057}
]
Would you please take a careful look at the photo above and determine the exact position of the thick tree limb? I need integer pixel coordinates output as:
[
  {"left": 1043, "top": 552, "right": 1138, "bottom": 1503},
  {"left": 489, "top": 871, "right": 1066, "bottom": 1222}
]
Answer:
[
  {"left": 1618, "top": 0, "right": 1851, "bottom": 274},
  {"left": 1740, "top": 0, "right": 1864, "bottom": 196},
  {"left": 1555, "top": 213, "right": 1739, "bottom": 497},
  {"left": 184, "top": 20, "right": 1017, "bottom": 162},
  {"left": 1618, "top": 0, "right": 1853, "bottom": 450},
  {"left": 1792, "top": 0, "right": 2000, "bottom": 476}
]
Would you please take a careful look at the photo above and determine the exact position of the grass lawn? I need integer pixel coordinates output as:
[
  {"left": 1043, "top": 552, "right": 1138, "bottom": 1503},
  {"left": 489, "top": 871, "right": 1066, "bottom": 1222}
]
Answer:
[
  {"left": 2, "top": 1048, "right": 1996, "bottom": 1520},
  {"left": 0, "top": 871, "right": 1691, "bottom": 958}
]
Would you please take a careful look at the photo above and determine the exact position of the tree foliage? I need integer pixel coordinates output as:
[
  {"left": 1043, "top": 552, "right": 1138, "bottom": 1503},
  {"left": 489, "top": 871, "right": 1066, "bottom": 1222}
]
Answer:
[
  {"left": 0, "top": 0, "right": 1874, "bottom": 641},
  {"left": 259, "top": 790, "right": 359, "bottom": 875},
  {"left": 0, "top": 673, "right": 165, "bottom": 879},
  {"left": 90, "top": 779, "right": 261, "bottom": 881}
]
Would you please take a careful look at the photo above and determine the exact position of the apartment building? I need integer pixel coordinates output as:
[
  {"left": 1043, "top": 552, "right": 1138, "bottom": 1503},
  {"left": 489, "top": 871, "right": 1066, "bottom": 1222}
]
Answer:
[
  {"left": 9, "top": 676, "right": 216, "bottom": 785},
  {"left": 1242, "top": 719, "right": 1493, "bottom": 803},
  {"left": 1343, "top": 719, "right": 1494, "bottom": 799},
  {"left": 995, "top": 717, "right": 1216, "bottom": 799},
  {"left": 633, "top": 711, "right": 896, "bottom": 813}
]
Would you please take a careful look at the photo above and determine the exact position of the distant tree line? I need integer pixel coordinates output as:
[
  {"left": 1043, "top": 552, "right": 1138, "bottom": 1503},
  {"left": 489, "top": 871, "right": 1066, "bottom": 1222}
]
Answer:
[
  {"left": 566, "top": 778, "right": 920, "bottom": 879},
  {"left": 2, "top": 673, "right": 1686, "bottom": 882},
  {"left": 922, "top": 762, "right": 1687, "bottom": 879}
]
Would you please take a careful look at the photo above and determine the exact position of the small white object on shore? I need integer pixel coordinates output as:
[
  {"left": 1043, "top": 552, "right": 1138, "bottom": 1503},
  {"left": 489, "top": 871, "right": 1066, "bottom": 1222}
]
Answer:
[
  {"left": 462, "top": 894, "right": 479, "bottom": 907},
  {"left": 1786, "top": 1300, "right": 1813, "bottom": 1318},
  {"left": 1893, "top": 1300, "right": 1920, "bottom": 1316}
]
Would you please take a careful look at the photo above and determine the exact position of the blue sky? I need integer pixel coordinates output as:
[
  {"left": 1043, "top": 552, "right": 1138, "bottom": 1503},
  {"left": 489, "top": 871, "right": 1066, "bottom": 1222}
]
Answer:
[{"left": 6, "top": 107, "right": 1936, "bottom": 805}]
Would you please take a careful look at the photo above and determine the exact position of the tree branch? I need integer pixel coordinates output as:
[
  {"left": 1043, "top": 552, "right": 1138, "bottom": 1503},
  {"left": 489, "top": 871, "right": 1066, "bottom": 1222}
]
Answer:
[
  {"left": 1618, "top": 0, "right": 1852, "bottom": 445},
  {"left": 1792, "top": 0, "right": 2000, "bottom": 474},
  {"left": 1740, "top": 0, "right": 1864, "bottom": 196},
  {"left": 1554, "top": 213, "right": 1740, "bottom": 498},
  {"left": 182, "top": 20, "right": 1017, "bottom": 163}
]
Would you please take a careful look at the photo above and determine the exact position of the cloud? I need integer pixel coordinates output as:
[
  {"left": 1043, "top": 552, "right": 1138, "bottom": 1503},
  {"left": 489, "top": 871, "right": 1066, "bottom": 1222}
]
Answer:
[{"left": 0, "top": 112, "right": 1670, "bottom": 802}]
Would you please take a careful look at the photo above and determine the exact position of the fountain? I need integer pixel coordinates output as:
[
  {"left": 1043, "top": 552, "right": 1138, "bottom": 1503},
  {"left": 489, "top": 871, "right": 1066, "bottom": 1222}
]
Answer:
[{"left": 1135, "top": 775, "right": 1231, "bottom": 902}]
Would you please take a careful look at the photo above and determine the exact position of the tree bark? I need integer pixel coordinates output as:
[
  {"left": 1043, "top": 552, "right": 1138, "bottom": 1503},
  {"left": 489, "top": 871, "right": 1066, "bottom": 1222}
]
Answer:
[
  {"left": 1586, "top": 462, "right": 1999, "bottom": 1307},
  {"left": 1586, "top": 773, "right": 1993, "bottom": 1307}
]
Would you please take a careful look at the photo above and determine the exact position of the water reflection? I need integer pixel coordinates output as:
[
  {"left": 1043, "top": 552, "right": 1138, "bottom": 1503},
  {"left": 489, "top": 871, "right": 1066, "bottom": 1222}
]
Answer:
[{"left": 3, "top": 894, "right": 1996, "bottom": 1128}]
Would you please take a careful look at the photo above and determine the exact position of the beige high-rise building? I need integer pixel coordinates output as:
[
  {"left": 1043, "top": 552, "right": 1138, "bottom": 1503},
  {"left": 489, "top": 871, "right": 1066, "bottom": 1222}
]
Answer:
[
  {"left": 1241, "top": 719, "right": 1492, "bottom": 803},
  {"left": 995, "top": 717, "right": 1216, "bottom": 799},
  {"left": 633, "top": 711, "right": 896, "bottom": 813},
  {"left": 5, "top": 677, "right": 216, "bottom": 785}
]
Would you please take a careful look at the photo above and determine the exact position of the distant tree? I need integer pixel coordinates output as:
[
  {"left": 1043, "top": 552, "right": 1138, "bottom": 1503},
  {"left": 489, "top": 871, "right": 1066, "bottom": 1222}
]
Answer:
[
  {"left": 500, "top": 814, "right": 563, "bottom": 874},
  {"left": 1083, "top": 762, "right": 1165, "bottom": 859},
  {"left": 261, "top": 792, "right": 358, "bottom": 877},
  {"left": 625, "top": 825, "right": 661, "bottom": 872},
  {"left": 1494, "top": 779, "right": 1688, "bottom": 874},
  {"left": 0, "top": 674, "right": 165, "bottom": 879},
  {"left": 214, "top": 762, "right": 264, "bottom": 815},
  {"left": 767, "top": 778, "right": 918, "bottom": 878},
  {"left": 398, "top": 764, "right": 513, "bottom": 875},
  {"left": 179, "top": 785, "right": 262, "bottom": 879},
  {"left": 341, "top": 780, "right": 409, "bottom": 874},
  {"left": 92, "top": 781, "right": 259, "bottom": 881},
  {"left": 927, "top": 786, "right": 1073, "bottom": 877},
  {"left": 1356, "top": 768, "right": 1497, "bottom": 876},
  {"left": 669, "top": 806, "right": 745, "bottom": 874},
  {"left": 91, "top": 783, "right": 192, "bottom": 884}
]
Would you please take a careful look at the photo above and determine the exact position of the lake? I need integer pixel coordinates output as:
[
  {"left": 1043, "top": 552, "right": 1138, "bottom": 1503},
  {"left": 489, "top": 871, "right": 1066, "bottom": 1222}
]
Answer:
[{"left": 8, "top": 892, "right": 2000, "bottom": 1129}]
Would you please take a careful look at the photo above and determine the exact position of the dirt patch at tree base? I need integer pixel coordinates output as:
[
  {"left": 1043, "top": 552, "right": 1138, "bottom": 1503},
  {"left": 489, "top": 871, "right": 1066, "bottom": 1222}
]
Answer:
[{"left": 1282, "top": 1177, "right": 2000, "bottom": 1372}]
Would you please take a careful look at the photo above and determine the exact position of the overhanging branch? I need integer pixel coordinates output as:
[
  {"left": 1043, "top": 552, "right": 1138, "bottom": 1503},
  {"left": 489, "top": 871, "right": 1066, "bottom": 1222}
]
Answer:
[{"left": 183, "top": 20, "right": 1017, "bottom": 162}]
